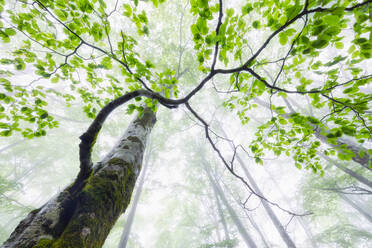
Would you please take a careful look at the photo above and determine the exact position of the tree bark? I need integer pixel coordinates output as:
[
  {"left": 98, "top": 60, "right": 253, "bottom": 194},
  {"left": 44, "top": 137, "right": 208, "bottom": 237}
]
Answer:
[
  {"left": 204, "top": 164, "right": 257, "bottom": 248},
  {"left": 118, "top": 150, "right": 150, "bottom": 248},
  {"left": 1, "top": 109, "right": 156, "bottom": 248},
  {"left": 218, "top": 127, "right": 297, "bottom": 248}
]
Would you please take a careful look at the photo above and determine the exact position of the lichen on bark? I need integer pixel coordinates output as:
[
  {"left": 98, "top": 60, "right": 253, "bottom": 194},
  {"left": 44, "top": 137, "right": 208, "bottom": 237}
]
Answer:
[{"left": 2, "top": 108, "right": 156, "bottom": 248}]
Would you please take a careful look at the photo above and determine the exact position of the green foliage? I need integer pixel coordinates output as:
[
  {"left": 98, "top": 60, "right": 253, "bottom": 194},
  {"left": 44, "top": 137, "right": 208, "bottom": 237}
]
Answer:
[
  {"left": 218, "top": 0, "right": 371, "bottom": 171},
  {"left": 0, "top": 0, "right": 370, "bottom": 173},
  {"left": 316, "top": 224, "right": 372, "bottom": 248},
  {"left": 302, "top": 160, "right": 372, "bottom": 247},
  {"left": 0, "top": 0, "right": 173, "bottom": 137},
  {"left": 199, "top": 238, "right": 238, "bottom": 248}
]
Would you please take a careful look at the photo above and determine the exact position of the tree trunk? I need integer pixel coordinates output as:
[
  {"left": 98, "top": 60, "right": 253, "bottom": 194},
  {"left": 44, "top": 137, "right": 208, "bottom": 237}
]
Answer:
[
  {"left": 0, "top": 139, "right": 26, "bottom": 153},
  {"left": 218, "top": 127, "right": 297, "bottom": 248},
  {"left": 220, "top": 171, "right": 270, "bottom": 248},
  {"left": 118, "top": 150, "right": 150, "bottom": 248},
  {"left": 319, "top": 153, "right": 372, "bottom": 189},
  {"left": 313, "top": 132, "right": 371, "bottom": 171},
  {"left": 263, "top": 169, "right": 317, "bottom": 248},
  {"left": 1, "top": 109, "right": 156, "bottom": 248},
  {"left": 204, "top": 164, "right": 257, "bottom": 248},
  {"left": 245, "top": 214, "right": 270, "bottom": 248},
  {"left": 338, "top": 193, "right": 372, "bottom": 223},
  {"left": 254, "top": 97, "right": 371, "bottom": 171},
  {"left": 239, "top": 160, "right": 296, "bottom": 248},
  {"left": 210, "top": 174, "right": 231, "bottom": 242}
]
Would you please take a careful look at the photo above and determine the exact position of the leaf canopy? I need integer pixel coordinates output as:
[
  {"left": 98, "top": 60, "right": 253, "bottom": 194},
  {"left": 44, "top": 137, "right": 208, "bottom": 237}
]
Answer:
[{"left": 0, "top": 0, "right": 371, "bottom": 171}]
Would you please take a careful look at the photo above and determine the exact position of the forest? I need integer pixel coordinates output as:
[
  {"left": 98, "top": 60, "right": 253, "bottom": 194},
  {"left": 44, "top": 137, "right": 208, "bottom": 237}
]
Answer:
[{"left": 0, "top": 0, "right": 371, "bottom": 247}]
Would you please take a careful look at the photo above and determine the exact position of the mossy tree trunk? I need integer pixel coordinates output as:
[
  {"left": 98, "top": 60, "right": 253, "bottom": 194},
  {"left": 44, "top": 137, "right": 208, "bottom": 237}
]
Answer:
[
  {"left": 118, "top": 148, "right": 150, "bottom": 248},
  {"left": 1, "top": 109, "right": 156, "bottom": 248}
]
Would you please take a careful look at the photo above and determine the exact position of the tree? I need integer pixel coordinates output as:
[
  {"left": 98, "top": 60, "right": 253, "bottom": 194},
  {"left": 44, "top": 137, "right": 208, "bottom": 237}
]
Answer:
[
  {"left": 203, "top": 161, "right": 257, "bottom": 248},
  {"left": 218, "top": 126, "right": 296, "bottom": 247},
  {"left": 118, "top": 142, "right": 152, "bottom": 248},
  {"left": 302, "top": 158, "right": 372, "bottom": 248},
  {"left": 1, "top": 0, "right": 371, "bottom": 247}
]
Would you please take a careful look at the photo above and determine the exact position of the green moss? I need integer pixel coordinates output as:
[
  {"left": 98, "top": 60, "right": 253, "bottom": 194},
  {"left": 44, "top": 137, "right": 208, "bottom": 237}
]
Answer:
[
  {"left": 108, "top": 157, "right": 126, "bottom": 165},
  {"left": 127, "top": 136, "right": 142, "bottom": 146},
  {"left": 32, "top": 238, "right": 53, "bottom": 248},
  {"left": 49, "top": 161, "right": 137, "bottom": 248}
]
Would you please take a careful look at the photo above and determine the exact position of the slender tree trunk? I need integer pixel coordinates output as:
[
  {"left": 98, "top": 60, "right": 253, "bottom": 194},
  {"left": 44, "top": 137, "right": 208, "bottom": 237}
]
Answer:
[
  {"left": 338, "top": 193, "right": 372, "bottom": 223},
  {"left": 214, "top": 213, "right": 222, "bottom": 243},
  {"left": 220, "top": 170, "right": 270, "bottom": 247},
  {"left": 264, "top": 169, "right": 318, "bottom": 248},
  {"left": 204, "top": 164, "right": 257, "bottom": 248},
  {"left": 245, "top": 214, "right": 270, "bottom": 248},
  {"left": 313, "top": 132, "right": 371, "bottom": 171},
  {"left": 319, "top": 153, "right": 372, "bottom": 189},
  {"left": 254, "top": 98, "right": 371, "bottom": 171},
  {"left": 239, "top": 161, "right": 296, "bottom": 248},
  {"left": 1, "top": 109, "right": 156, "bottom": 248},
  {"left": 218, "top": 127, "right": 296, "bottom": 248},
  {"left": 118, "top": 151, "right": 150, "bottom": 248},
  {"left": 210, "top": 175, "right": 231, "bottom": 242},
  {"left": 0, "top": 139, "right": 26, "bottom": 153}
]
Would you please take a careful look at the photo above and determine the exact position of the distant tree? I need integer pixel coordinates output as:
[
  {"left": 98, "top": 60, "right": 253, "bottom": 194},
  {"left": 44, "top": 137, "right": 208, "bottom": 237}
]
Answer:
[{"left": 302, "top": 158, "right": 372, "bottom": 248}]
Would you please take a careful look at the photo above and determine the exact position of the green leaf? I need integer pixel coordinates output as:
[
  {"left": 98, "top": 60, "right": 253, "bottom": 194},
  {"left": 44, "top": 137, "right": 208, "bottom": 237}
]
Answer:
[
  {"left": 197, "top": 53, "right": 204, "bottom": 63},
  {"left": 14, "top": 58, "right": 25, "bottom": 70},
  {"left": 91, "top": 22, "right": 103, "bottom": 42},
  {"left": 151, "top": 0, "right": 159, "bottom": 7},
  {"left": 123, "top": 4, "right": 132, "bottom": 17},
  {"left": 311, "top": 39, "right": 328, "bottom": 49},
  {"left": 40, "top": 112, "right": 48, "bottom": 119},
  {"left": 323, "top": 15, "right": 339, "bottom": 25},
  {"left": 279, "top": 118, "right": 287, "bottom": 125},
  {"left": 252, "top": 20, "right": 260, "bottom": 29},
  {"left": 242, "top": 4, "right": 253, "bottom": 15},
  {"left": 226, "top": 8, "right": 234, "bottom": 17},
  {"left": 295, "top": 163, "right": 302, "bottom": 169},
  {"left": 307, "top": 116, "right": 320, "bottom": 124},
  {"left": 354, "top": 38, "right": 367, "bottom": 44},
  {"left": 341, "top": 126, "right": 356, "bottom": 136},
  {"left": 4, "top": 28, "right": 16, "bottom": 36},
  {"left": 335, "top": 42, "right": 344, "bottom": 49},
  {"left": 0, "top": 130, "right": 12, "bottom": 137},
  {"left": 279, "top": 33, "right": 287, "bottom": 45},
  {"left": 54, "top": 9, "right": 68, "bottom": 22},
  {"left": 324, "top": 55, "right": 347, "bottom": 67},
  {"left": 51, "top": 76, "right": 59, "bottom": 83},
  {"left": 255, "top": 157, "right": 263, "bottom": 165}
]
